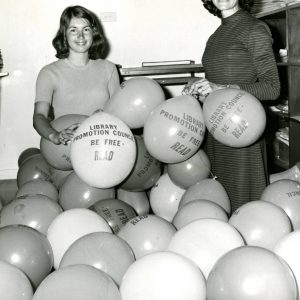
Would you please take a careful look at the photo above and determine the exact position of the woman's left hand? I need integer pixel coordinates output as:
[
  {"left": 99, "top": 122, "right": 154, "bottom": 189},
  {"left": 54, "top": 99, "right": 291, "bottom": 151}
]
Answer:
[{"left": 58, "top": 123, "right": 81, "bottom": 145}]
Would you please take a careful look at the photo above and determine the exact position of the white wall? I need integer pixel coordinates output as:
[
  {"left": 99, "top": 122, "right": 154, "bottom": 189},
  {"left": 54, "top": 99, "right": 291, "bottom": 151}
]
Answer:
[{"left": 0, "top": 0, "right": 220, "bottom": 179}]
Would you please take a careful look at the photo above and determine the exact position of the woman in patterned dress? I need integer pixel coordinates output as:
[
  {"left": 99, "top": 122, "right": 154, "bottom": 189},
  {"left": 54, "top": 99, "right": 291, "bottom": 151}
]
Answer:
[{"left": 183, "top": 0, "right": 280, "bottom": 213}]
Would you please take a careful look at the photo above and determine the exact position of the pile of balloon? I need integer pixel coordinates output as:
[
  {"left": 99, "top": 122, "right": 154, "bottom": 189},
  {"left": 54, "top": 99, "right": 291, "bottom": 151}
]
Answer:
[{"left": 2, "top": 76, "right": 300, "bottom": 299}]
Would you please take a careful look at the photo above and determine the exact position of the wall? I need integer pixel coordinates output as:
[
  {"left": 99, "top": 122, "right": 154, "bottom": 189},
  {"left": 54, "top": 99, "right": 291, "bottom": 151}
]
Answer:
[{"left": 0, "top": 0, "right": 220, "bottom": 179}]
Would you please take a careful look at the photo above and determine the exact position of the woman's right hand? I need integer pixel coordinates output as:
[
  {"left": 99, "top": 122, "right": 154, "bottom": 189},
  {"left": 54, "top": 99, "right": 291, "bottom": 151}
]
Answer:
[
  {"left": 182, "top": 78, "right": 203, "bottom": 99},
  {"left": 182, "top": 78, "right": 227, "bottom": 103}
]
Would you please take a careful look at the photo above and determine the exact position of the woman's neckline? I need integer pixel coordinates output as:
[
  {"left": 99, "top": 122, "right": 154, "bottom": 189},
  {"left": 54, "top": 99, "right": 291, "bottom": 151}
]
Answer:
[{"left": 64, "top": 58, "right": 92, "bottom": 69}]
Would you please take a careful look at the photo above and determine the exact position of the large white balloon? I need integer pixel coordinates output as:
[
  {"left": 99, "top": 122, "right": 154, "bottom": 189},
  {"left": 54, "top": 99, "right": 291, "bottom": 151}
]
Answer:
[
  {"left": 203, "top": 88, "right": 266, "bottom": 147},
  {"left": 143, "top": 95, "right": 206, "bottom": 163},
  {"left": 168, "top": 218, "right": 244, "bottom": 278},
  {"left": 70, "top": 111, "right": 136, "bottom": 188},
  {"left": 274, "top": 231, "right": 300, "bottom": 293},
  {"left": 229, "top": 200, "right": 292, "bottom": 250},
  {"left": 47, "top": 208, "right": 112, "bottom": 269},
  {"left": 120, "top": 251, "right": 206, "bottom": 300}
]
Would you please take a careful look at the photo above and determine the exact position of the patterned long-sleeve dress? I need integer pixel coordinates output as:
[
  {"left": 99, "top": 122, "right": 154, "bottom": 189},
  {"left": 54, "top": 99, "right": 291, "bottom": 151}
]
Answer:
[{"left": 202, "top": 9, "right": 280, "bottom": 213}]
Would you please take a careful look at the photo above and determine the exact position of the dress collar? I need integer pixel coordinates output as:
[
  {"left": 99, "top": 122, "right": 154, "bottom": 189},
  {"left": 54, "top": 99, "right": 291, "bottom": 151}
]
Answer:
[{"left": 222, "top": 9, "right": 245, "bottom": 25}]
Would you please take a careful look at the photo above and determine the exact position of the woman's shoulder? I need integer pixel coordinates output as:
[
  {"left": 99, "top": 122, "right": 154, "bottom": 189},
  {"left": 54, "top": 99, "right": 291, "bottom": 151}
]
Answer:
[
  {"left": 92, "top": 58, "right": 117, "bottom": 69},
  {"left": 238, "top": 11, "right": 272, "bottom": 40},
  {"left": 242, "top": 10, "right": 270, "bottom": 30},
  {"left": 90, "top": 58, "right": 118, "bottom": 75},
  {"left": 38, "top": 59, "right": 65, "bottom": 74}
]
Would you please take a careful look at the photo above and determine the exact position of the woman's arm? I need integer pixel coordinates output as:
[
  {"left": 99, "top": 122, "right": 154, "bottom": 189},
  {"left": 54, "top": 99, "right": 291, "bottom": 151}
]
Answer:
[
  {"left": 239, "top": 22, "right": 280, "bottom": 101},
  {"left": 33, "top": 101, "right": 60, "bottom": 144},
  {"left": 108, "top": 64, "right": 121, "bottom": 97}
]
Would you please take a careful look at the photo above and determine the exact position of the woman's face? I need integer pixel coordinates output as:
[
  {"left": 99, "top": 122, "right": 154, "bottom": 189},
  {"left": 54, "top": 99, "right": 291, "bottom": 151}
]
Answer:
[
  {"left": 66, "top": 17, "right": 93, "bottom": 55},
  {"left": 212, "top": 0, "right": 240, "bottom": 15}
]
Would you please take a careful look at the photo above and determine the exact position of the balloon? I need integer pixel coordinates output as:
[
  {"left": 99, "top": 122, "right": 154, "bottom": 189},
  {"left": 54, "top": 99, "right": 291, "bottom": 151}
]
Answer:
[
  {"left": 0, "top": 195, "right": 63, "bottom": 235},
  {"left": 207, "top": 246, "right": 297, "bottom": 300},
  {"left": 149, "top": 173, "right": 186, "bottom": 222},
  {"left": 0, "top": 180, "right": 18, "bottom": 206},
  {"left": 59, "top": 171, "right": 115, "bottom": 210},
  {"left": 0, "top": 260, "right": 33, "bottom": 300},
  {"left": 16, "top": 179, "right": 59, "bottom": 201},
  {"left": 261, "top": 179, "right": 300, "bottom": 230},
  {"left": 17, "top": 153, "right": 53, "bottom": 188},
  {"left": 117, "top": 188, "right": 150, "bottom": 215},
  {"left": 32, "top": 264, "right": 121, "bottom": 300},
  {"left": 104, "top": 77, "right": 165, "bottom": 129},
  {"left": 179, "top": 178, "right": 231, "bottom": 214},
  {"left": 274, "top": 231, "right": 300, "bottom": 292},
  {"left": 172, "top": 199, "right": 228, "bottom": 229},
  {"left": 167, "top": 148, "right": 211, "bottom": 189},
  {"left": 60, "top": 232, "right": 135, "bottom": 286},
  {"left": 143, "top": 95, "right": 206, "bottom": 163},
  {"left": 120, "top": 251, "right": 206, "bottom": 300},
  {"left": 47, "top": 208, "right": 112, "bottom": 269},
  {"left": 49, "top": 167, "right": 72, "bottom": 190},
  {"left": 40, "top": 114, "right": 88, "bottom": 170},
  {"left": 89, "top": 198, "right": 137, "bottom": 234},
  {"left": 0, "top": 225, "right": 53, "bottom": 289},
  {"left": 119, "top": 135, "right": 162, "bottom": 191},
  {"left": 167, "top": 218, "right": 244, "bottom": 278},
  {"left": 117, "top": 214, "right": 176, "bottom": 259},
  {"left": 270, "top": 161, "right": 300, "bottom": 183},
  {"left": 18, "top": 147, "right": 40, "bottom": 167},
  {"left": 203, "top": 88, "right": 266, "bottom": 147},
  {"left": 70, "top": 111, "right": 136, "bottom": 188},
  {"left": 229, "top": 200, "right": 292, "bottom": 250}
]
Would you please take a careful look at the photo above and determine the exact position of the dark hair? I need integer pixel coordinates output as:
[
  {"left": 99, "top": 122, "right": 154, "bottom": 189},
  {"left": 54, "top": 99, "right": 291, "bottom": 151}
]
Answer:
[
  {"left": 201, "top": 0, "right": 254, "bottom": 18},
  {"left": 52, "top": 5, "right": 107, "bottom": 59}
]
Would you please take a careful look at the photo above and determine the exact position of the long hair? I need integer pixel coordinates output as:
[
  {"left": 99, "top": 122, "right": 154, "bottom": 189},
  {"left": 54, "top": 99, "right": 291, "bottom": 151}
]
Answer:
[
  {"left": 201, "top": 0, "right": 254, "bottom": 18},
  {"left": 52, "top": 5, "right": 107, "bottom": 59}
]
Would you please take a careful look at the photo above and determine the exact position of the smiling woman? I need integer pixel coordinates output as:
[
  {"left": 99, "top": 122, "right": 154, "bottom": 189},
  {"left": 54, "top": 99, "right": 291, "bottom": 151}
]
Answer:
[
  {"left": 33, "top": 5, "right": 120, "bottom": 146},
  {"left": 182, "top": 0, "right": 280, "bottom": 212}
]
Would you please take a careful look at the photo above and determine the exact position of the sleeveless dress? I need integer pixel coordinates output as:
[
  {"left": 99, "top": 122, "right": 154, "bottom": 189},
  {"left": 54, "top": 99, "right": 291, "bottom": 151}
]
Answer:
[{"left": 202, "top": 9, "right": 280, "bottom": 213}]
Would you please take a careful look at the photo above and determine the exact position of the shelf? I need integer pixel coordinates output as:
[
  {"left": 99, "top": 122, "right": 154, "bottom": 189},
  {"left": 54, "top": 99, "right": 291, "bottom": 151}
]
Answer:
[
  {"left": 260, "top": 3, "right": 300, "bottom": 170},
  {"left": 150, "top": 77, "right": 202, "bottom": 85},
  {"left": 270, "top": 110, "right": 289, "bottom": 118},
  {"left": 119, "top": 63, "right": 204, "bottom": 85},
  {"left": 290, "top": 115, "right": 300, "bottom": 122},
  {"left": 253, "top": 2, "right": 300, "bottom": 18},
  {"left": 254, "top": 6, "right": 286, "bottom": 19},
  {"left": 119, "top": 63, "right": 204, "bottom": 76},
  {"left": 274, "top": 157, "right": 290, "bottom": 170},
  {"left": 0, "top": 72, "right": 8, "bottom": 78},
  {"left": 277, "top": 62, "right": 300, "bottom": 66}
]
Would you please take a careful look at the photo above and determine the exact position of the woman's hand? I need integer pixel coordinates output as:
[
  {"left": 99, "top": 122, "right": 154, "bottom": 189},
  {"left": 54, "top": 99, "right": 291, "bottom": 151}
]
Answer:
[
  {"left": 48, "top": 132, "right": 61, "bottom": 145},
  {"left": 58, "top": 123, "right": 81, "bottom": 145},
  {"left": 182, "top": 78, "right": 227, "bottom": 102}
]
